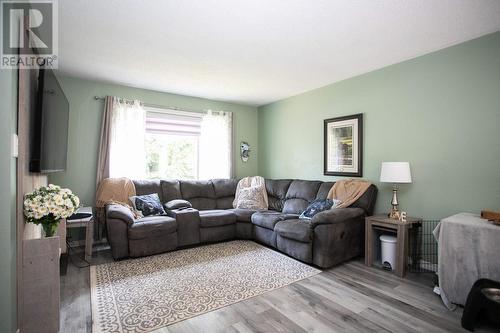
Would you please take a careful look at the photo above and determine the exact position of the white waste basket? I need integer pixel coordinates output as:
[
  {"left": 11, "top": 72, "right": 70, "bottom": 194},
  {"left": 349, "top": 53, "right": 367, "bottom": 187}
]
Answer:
[{"left": 380, "top": 235, "right": 397, "bottom": 270}]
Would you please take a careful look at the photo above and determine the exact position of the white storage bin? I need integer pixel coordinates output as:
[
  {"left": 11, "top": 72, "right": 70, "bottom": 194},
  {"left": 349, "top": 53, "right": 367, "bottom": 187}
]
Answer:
[{"left": 380, "top": 235, "right": 397, "bottom": 270}]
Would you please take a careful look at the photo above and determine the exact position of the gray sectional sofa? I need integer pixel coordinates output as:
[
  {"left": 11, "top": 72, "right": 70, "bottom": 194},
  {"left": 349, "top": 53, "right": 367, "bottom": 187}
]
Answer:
[{"left": 106, "top": 178, "right": 377, "bottom": 268}]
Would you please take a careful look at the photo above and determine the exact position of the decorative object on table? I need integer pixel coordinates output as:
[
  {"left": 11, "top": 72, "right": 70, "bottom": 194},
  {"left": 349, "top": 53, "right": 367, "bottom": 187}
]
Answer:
[
  {"left": 380, "top": 162, "right": 412, "bottom": 220},
  {"left": 240, "top": 141, "right": 250, "bottom": 162},
  {"left": 24, "top": 184, "right": 80, "bottom": 237},
  {"left": 324, "top": 113, "right": 363, "bottom": 177},
  {"left": 461, "top": 279, "right": 500, "bottom": 331},
  {"left": 365, "top": 214, "right": 422, "bottom": 277},
  {"left": 400, "top": 211, "right": 407, "bottom": 222},
  {"left": 481, "top": 210, "right": 500, "bottom": 225}
]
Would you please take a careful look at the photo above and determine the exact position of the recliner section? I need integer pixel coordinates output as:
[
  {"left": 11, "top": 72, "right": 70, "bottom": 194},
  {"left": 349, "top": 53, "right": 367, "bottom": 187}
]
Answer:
[
  {"left": 128, "top": 215, "right": 177, "bottom": 257},
  {"left": 251, "top": 210, "right": 299, "bottom": 247},
  {"left": 105, "top": 178, "right": 377, "bottom": 268},
  {"left": 251, "top": 211, "right": 298, "bottom": 230}
]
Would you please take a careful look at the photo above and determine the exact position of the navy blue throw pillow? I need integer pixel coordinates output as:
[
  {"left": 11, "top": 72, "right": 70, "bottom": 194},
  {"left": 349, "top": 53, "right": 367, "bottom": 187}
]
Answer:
[
  {"left": 299, "top": 199, "right": 335, "bottom": 220},
  {"left": 131, "top": 193, "right": 165, "bottom": 216}
]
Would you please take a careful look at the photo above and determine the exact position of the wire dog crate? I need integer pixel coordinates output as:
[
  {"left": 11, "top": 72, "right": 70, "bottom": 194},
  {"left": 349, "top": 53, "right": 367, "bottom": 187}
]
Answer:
[{"left": 408, "top": 219, "right": 440, "bottom": 273}]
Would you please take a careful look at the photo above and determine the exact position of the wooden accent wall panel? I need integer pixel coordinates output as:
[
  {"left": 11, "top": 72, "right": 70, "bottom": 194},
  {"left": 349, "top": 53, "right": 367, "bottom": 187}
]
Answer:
[
  {"left": 17, "top": 64, "right": 46, "bottom": 240},
  {"left": 16, "top": 48, "right": 50, "bottom": 330},
  {"left": 21, "top": 237, "right": 60, "bottom": 333}
]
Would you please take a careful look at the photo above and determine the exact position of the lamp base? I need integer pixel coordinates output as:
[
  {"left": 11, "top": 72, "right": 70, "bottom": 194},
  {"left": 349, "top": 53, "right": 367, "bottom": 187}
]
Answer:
[
  {"left": 388, "top": 207, "right": 401, "bottom": 220},
  {"left": 388, "top": 187, "right": 401, "bottom": 220}
]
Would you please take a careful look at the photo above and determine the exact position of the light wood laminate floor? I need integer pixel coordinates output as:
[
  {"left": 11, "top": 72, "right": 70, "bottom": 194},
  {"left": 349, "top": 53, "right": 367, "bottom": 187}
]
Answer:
[{"left": 60, "top": 244, "right": 495, "bottom": 333}]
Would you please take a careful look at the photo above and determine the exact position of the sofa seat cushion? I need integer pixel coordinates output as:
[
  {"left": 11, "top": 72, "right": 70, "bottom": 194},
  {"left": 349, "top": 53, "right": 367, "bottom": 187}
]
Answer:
[
  {"left": 275, "top": 219, "right": 313, "bottom": 243},
  {"left": 199, "top": 210, "right": 236, "bottom": 228},
  {"left": 251, "top": 211, "right": 299, "bottom": 230},
  {"left": 227, "top": 208, "right": 258, "bottom": 222},
  {"left": 128, "top": 216, "right": 177, "bottom": 240}
]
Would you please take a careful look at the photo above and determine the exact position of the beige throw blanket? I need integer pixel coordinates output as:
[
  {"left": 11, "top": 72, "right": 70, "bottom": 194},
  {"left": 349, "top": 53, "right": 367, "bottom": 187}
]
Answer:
[
  {"left": 327, "top": 179, "right": 372, "bottom": 208},
  {"left": 233, "top": 176, "right": 269, "bottom": 209},
  {"left": 95, "top": 177, "right": 143, "bottom": 218},
  {"left": 96, "top": 177, "right": 136, "bottom": 208}
]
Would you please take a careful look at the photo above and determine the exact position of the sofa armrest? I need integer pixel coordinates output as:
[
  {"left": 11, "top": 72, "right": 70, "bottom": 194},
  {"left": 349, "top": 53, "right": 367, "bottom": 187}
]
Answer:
[
  {"left": 311, "top": 207, "right": 365, "bottom": 227},
  {"left": 166, "top": 208, "right": 200, "bottom": 247},
  {"left": 166, "top": 207, "right": 198, "bottom": 218},
  {"left": 164, "top": 199, "right": 192, "bottom": 211},
  {"left": 106, "top": 204, "right": 135, "bottom": 226}
]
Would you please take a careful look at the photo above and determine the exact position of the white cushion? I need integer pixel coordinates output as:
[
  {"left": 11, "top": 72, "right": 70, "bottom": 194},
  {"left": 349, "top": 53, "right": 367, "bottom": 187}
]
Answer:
[{"left": 235, "top": 186, "right": 267, "bottom": 210}]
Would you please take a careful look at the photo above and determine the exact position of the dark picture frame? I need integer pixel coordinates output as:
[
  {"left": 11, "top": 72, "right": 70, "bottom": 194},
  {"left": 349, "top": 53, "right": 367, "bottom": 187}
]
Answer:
[{"left": 324, "top": 113, "right": 363, "bottom": 177}]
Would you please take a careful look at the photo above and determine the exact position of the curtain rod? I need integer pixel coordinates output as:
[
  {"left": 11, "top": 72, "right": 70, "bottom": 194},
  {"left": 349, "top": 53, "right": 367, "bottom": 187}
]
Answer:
[{"left": 93, "top": 96, "right": 203, "bottom": 113}]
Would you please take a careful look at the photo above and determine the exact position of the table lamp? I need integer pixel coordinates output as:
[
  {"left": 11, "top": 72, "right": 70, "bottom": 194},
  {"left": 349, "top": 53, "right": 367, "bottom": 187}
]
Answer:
[{"left": 380, "top": 162, "right": 412, "bottom": 219}]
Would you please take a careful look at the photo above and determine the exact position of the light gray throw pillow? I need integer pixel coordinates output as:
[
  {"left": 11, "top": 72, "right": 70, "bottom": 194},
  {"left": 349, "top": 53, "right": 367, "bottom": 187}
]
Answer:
[{"left": 235, "top": 186, "right": 267, "bottom": 210}]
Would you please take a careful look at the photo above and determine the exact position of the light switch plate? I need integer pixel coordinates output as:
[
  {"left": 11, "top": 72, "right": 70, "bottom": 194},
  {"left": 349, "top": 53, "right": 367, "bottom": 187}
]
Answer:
[{"left": 12, "top": 133, "right": 18, "bottom": 158}]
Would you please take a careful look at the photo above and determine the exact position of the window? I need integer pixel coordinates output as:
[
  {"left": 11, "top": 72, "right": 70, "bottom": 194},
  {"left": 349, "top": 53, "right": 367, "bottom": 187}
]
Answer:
[
  {"left": 145, "top": 107, "right": 203, "bottom": 180},
  {"left": 105, "top": 99, "right": 233, "bottom": 181}
]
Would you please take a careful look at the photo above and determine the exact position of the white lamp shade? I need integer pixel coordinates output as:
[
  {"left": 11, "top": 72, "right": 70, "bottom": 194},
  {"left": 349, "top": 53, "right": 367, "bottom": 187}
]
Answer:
[{"left": 380, "top": 162, "right": 412, "bottom": 183}]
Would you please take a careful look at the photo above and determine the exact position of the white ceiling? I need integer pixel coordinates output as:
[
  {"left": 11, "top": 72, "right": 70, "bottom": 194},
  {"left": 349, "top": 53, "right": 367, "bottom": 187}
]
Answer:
[{"left": 58, "top": 0, "right": 500, "bottom": 106}]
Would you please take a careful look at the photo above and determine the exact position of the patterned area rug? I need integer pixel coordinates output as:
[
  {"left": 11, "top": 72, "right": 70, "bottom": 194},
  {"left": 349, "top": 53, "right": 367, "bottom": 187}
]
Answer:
[{"left": 90, "top": 240, "right": 320, "bottom": 333}]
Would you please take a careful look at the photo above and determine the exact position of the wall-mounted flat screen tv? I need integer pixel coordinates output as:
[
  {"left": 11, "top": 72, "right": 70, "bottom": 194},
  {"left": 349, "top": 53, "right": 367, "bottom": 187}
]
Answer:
[{"left": 29, "top": 68, "right": 69, "bottom": 173}]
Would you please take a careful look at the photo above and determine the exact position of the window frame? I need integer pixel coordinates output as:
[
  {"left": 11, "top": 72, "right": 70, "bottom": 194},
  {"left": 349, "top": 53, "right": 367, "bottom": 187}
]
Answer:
[{"left": 144, "top": 106, "right": 203, "bottom": 180}]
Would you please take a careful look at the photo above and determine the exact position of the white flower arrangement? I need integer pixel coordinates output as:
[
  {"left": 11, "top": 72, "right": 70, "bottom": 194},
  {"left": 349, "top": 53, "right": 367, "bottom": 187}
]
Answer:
[{"left": 24, "top": 184, "right": 80, "bottom": 236}]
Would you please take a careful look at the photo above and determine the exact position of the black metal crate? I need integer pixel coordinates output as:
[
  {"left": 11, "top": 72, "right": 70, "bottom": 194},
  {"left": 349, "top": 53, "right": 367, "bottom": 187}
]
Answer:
[{"left": 408, "top": 220, "right": 440, "bottom": 273}]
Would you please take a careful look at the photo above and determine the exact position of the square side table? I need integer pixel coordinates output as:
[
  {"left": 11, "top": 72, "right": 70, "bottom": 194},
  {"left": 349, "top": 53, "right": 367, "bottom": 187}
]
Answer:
[
  {"left": 365, "top": 214, "right": 422, "bottom": 277},
  {"left": 66, "top": 206, "right": 94, "bottom": 261}
]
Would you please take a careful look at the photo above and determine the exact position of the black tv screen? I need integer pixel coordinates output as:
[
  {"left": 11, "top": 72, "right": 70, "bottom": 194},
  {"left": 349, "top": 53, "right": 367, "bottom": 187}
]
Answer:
[{"left": 30, "top": 68, "right": 69, "bottom": 173}]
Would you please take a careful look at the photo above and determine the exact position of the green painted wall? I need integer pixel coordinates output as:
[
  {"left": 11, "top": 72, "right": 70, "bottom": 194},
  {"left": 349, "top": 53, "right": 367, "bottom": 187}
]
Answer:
[
  {"left": 258, "top": 32, "right": 500, "bottom": 220},
  {"left": 49, "top": 76, "right": 259, "bottom": 206},
  {"left": 0, "top": 66, "right": 18, "bottom": 331}
]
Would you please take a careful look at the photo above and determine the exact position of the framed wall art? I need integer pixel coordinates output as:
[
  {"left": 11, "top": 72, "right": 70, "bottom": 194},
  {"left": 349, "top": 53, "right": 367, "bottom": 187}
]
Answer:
[{"left": 324, "top": 113, "right": 363, "bottom": 177}]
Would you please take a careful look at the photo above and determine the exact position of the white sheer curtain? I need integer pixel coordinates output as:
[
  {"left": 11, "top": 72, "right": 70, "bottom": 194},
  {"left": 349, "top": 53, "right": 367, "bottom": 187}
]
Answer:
[
  {"left": 109, "top": 99, "right": 146, "bottom": 179},
  {"left": 199, "top": 110, "right": 233, "bottom": 179}
]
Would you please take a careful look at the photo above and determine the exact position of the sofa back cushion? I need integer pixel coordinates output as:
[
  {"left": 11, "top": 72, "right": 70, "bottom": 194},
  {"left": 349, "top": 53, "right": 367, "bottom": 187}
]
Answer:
[
  {"left": 282, "top": 180, "right": 322, "bottom": 214},
  {"left": 315, "top": 181, "right": 335, "bottom": 200},
  {"left": 349, "top": 184, "right": 378, "bottom": 216},
  {"left": 139, "top": 178, "right": 377, "bottom": 215},
  {"left": 160, "top": 180, "right": 182, "bottom": 202},
  {"left": 212, "top": 178, "right": 238, "bottom": 209},
  {"left": 133, "top": 180, "right": 162, "bottom": 199},
  {"left": 180, "top": 180, "right": 217, "bottom": 210},
  {"left": 265, "top": 179, "right": 292, "bottom": 212}
]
